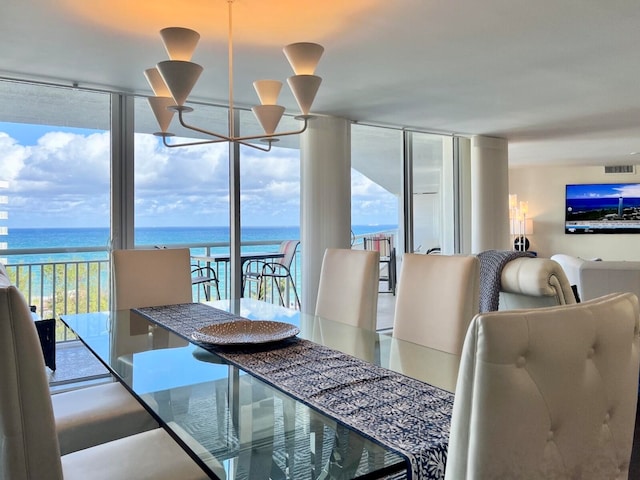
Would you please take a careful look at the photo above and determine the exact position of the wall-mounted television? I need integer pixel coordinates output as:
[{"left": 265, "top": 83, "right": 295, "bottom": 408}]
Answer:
[{"left": 565, "top": 183, "right": 640, "bottom": 234}]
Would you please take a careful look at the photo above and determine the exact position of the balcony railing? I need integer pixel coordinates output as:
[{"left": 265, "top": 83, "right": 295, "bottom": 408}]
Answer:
[
  {"left": 1, "top": 240, "right": 301, "bottom": 341},
  {"left": 1, "top": 230, "right": 395, "bottom": 342}
]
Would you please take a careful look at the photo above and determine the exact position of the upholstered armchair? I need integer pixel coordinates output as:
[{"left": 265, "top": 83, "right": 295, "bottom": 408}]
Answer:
[{"left": 499, "top": 256, "right": 577, "bottom": 310}]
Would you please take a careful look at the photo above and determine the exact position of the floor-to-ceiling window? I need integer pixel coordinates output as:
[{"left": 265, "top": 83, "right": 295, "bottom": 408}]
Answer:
[
  {"left": 351, "top": 124, "right": 402, "bottom": 244},
  {"left": 0, "top": 79, "right": 111, "bottom": 315},
  {"left": 409, "top": 132, "right": 455, "bottom": 254},
  {"left": 133, "top": 98, "right": 231, "bottom": 249},
  {"left": 351, "top": 123, "right": 459, "bottom": 257}
]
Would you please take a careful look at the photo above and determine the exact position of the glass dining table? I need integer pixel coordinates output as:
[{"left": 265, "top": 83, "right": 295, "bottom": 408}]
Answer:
[{"left": 61, "top": 299, "right": 460, "bottom": 480}]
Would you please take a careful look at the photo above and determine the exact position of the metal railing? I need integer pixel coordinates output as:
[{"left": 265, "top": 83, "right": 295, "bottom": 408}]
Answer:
[
  {"left": 1, "top": 230, "right": 396, "bottom": 342},
  {"left": 1, "top": 240, "right": 301, "bottom": 341}
]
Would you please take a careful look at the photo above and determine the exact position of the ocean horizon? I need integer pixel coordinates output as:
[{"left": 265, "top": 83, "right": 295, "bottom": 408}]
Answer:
[{"left": 1, "top": 225, "right": 398, "bottom": 264}]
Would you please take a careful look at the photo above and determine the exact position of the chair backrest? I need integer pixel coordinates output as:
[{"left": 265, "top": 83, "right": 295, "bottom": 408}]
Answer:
[
  {"left": 363, "top": 235, "right": 392, "bottom": 257},
  {"left": 276, "top": 240, "right": 300, "bottom": 269},
  {"left": 112, "top": 248, "right": 193, "bottom": 310},
  {"left": 315, "top": 248, "right": 380, "bottom": 330},
  {"left": 446, "top": 292, "right": 640, "bottom": 480},
  {"left": 393, "top": 253, "right": 480, "bottom": 354},
  {"left": 0, "top": 286, "right": 63, "bottom": 480}
]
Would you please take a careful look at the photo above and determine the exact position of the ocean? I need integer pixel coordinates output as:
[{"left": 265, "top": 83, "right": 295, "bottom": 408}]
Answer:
[{"left": 1, "top": 225, "right": 398, "bottom": 264}]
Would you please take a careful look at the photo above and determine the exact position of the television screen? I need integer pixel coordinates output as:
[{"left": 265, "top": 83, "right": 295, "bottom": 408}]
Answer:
[{"left": 565, "top": 183, "right": 640, "bottom": 234}]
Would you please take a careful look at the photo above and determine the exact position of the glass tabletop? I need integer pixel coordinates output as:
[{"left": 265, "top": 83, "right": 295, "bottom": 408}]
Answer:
[{"left": 61, "top": 299, "right": 459, "bottom": 480}]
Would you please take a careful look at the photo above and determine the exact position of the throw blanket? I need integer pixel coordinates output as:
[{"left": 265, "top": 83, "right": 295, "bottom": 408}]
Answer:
[{"left": 477, "top": 250, "right": 533, "bottom": 312}]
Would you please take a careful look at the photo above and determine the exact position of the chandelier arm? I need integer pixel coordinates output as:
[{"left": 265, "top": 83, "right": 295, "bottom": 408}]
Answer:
[
  {"left": 236, "top": 140, "right": 273, "bottom": 152},
  {"left": 176, "top": 108, "right": 309, "bottom": 144},
  {"left": 176, "top": 109, "right": 233, "bottom": 141},
  {"left": 161, "top": 135, "right": 228, "bottom": 148},
  {"left": 229, "top": 117, "right": 310, "bottom": 143}
]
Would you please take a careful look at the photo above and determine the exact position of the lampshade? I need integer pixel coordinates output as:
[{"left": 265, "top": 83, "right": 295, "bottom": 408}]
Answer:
[
  {"left": 252, "top": 105, "right": 285, "bottom": 135},
  {"left": 144, "top": 68, "right": 172, "bottom": 97},
  {"left": 147, "top": 97, "right": 176, "bottom": 133},
  {"left": 510, "top": 218, "right": 534, "bottom": 235},
  {"left": 287, "top": 75, "right": 322, "bottom": 115},
  {"left": 160, "top": 27, "right": 200, "bottom": 61},
  {"left": 253, "top": 80, "right": 282, "bottom": 105},
  {"left": 283, "top": 42, "right": 324, "bottom": 75},
  {"left": 157, "top": 60, "right": 203, "bottom": 107},
  {"left": 508, "top": 194, "right": 518, "bottom": 210}
]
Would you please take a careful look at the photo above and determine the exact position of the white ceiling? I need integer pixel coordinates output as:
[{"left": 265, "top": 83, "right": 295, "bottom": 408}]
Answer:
[{"left": 2, "top": 0, "right": 640, "bottom": 168}]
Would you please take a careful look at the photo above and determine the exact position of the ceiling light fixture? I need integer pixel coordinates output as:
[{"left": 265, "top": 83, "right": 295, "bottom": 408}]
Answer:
[{"left": 144, "top": 0, "right": 324, "bottom": 151}]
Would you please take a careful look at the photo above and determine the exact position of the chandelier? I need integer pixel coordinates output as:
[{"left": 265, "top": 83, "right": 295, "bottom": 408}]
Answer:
[{"left": 144, "top": 0, "right": 324, "bottom": 151}]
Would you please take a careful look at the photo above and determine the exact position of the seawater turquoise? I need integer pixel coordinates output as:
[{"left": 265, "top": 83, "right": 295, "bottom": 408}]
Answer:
[{"left": 3, "top": 225, "right": 397, "bottom": 264}]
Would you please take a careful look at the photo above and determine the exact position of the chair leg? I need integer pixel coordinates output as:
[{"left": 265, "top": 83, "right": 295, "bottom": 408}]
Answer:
[{"left": 274, "top": 274, "right": 301, "bottom": 310}]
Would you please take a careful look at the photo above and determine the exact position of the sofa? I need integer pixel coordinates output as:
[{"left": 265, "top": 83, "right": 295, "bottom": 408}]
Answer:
[
  {"left": 498, "top": 257, "right": 577, "bottom": 310},
  {"left": 551, "top": 253, "right": 640, "bottom": 302}
]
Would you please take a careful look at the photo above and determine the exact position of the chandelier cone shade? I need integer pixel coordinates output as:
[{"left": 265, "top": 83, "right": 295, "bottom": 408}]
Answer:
[
  {"left": 147, "top": 96, "right": 176, "bottom": 133},
  {"left": 287, "top": 75, "right": 322, "bottom": 115},
  {"left": 252, "top": 105, "right": 286, "bottom": 135},
  {"left": 160, "top": 27, "right": 200, "bottom": 61},
  {"left": 253, "top": 80, "right": 283, "bottom": 105},
  {"left": 156, "top": 60, "right": 203, "bottom": 107},
  {"left": 283, "top": 42, "right": 324, "bottom": 75},
  {"left": 144, "top": 68, "right": 172, "bottom": 97}
]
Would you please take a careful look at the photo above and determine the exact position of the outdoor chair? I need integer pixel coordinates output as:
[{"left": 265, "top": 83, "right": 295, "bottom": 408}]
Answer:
[
  {"left": 363, "top": 234, "right": 397, "bottom": 295},
  {"left": 191, "top": 264, "right": 221, "bottom": 301},
  {"left": 242, "top": 240, "right": 301, "bottom": 309}
]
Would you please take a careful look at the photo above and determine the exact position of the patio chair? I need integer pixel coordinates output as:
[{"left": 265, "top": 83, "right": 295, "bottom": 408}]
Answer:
[
  {"left": 242, "top": 240, "right": 301, "bottom": 309},
  {"left": 191, "top": 264, "right": 221, "bottom": 301},
  {"left": 363, "top": 234, "right": 397, "bottom": 295}
]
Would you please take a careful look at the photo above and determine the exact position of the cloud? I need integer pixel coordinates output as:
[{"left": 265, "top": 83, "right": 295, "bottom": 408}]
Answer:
[{"left": 1, "top": 126, "right": 398, "bottom": 228}]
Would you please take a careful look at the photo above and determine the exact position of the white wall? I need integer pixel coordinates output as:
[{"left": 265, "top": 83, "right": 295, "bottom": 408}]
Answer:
[{"left": 509, "top": 165, "right": 640, "bottom": 261}]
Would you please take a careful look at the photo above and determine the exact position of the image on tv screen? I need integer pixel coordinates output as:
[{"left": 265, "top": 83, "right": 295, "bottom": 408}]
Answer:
[{"left": 565, "top": 183, "right": 640, "bottom": 234}]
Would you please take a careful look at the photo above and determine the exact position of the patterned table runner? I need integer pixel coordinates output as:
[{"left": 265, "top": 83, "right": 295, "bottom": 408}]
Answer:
[{"left": 135, "top": 303, "right": 453, "bottom": 480}]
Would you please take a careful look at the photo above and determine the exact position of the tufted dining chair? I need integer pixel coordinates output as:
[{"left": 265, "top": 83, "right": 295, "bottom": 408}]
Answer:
[
  {"left": 445, "top": 292, "right": 640, "bottom": 480},
  {"left": 315, "top": 248, "right": 380, "bottom": 330},
  {"left": 392, "top": 253, "right": 480, "bottom": 354},
  {"left": 0, "top": 284, "right": 210, "bottom": 480}
]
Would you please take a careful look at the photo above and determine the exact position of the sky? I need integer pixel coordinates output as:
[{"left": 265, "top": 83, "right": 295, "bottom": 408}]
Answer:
[{"left": 0, "top": 123, "right": 398, "bottom": 228}]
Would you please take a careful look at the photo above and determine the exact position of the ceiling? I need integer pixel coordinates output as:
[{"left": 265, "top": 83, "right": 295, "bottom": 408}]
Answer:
[{"left": 2, "top": 0, "right": 640, "bottom": 168}]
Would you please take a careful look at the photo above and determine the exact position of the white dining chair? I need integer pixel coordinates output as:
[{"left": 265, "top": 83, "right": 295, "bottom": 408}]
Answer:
[
  {"left": 1, "top": 270, "right": 158, "bottom": 456},
  {"left": 0, "top": 284, "right": 211, "bottom": 480},
  {"left": 392, "top": 253, "right": 480, "bottom": 354},
  {"left": 112, "top": 247, "right": 193, "bottom": 310},
  {"left": 315, "top": 248, "right": 380, "bottom": 330},
  {"left": 446, "top": 292, "right": 640, "bottom": 479}
]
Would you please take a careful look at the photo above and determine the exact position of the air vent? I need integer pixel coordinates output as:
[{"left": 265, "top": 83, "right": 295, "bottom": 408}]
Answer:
[{"left": 604, "top": 165, "right": 635, "bottom": 174}]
